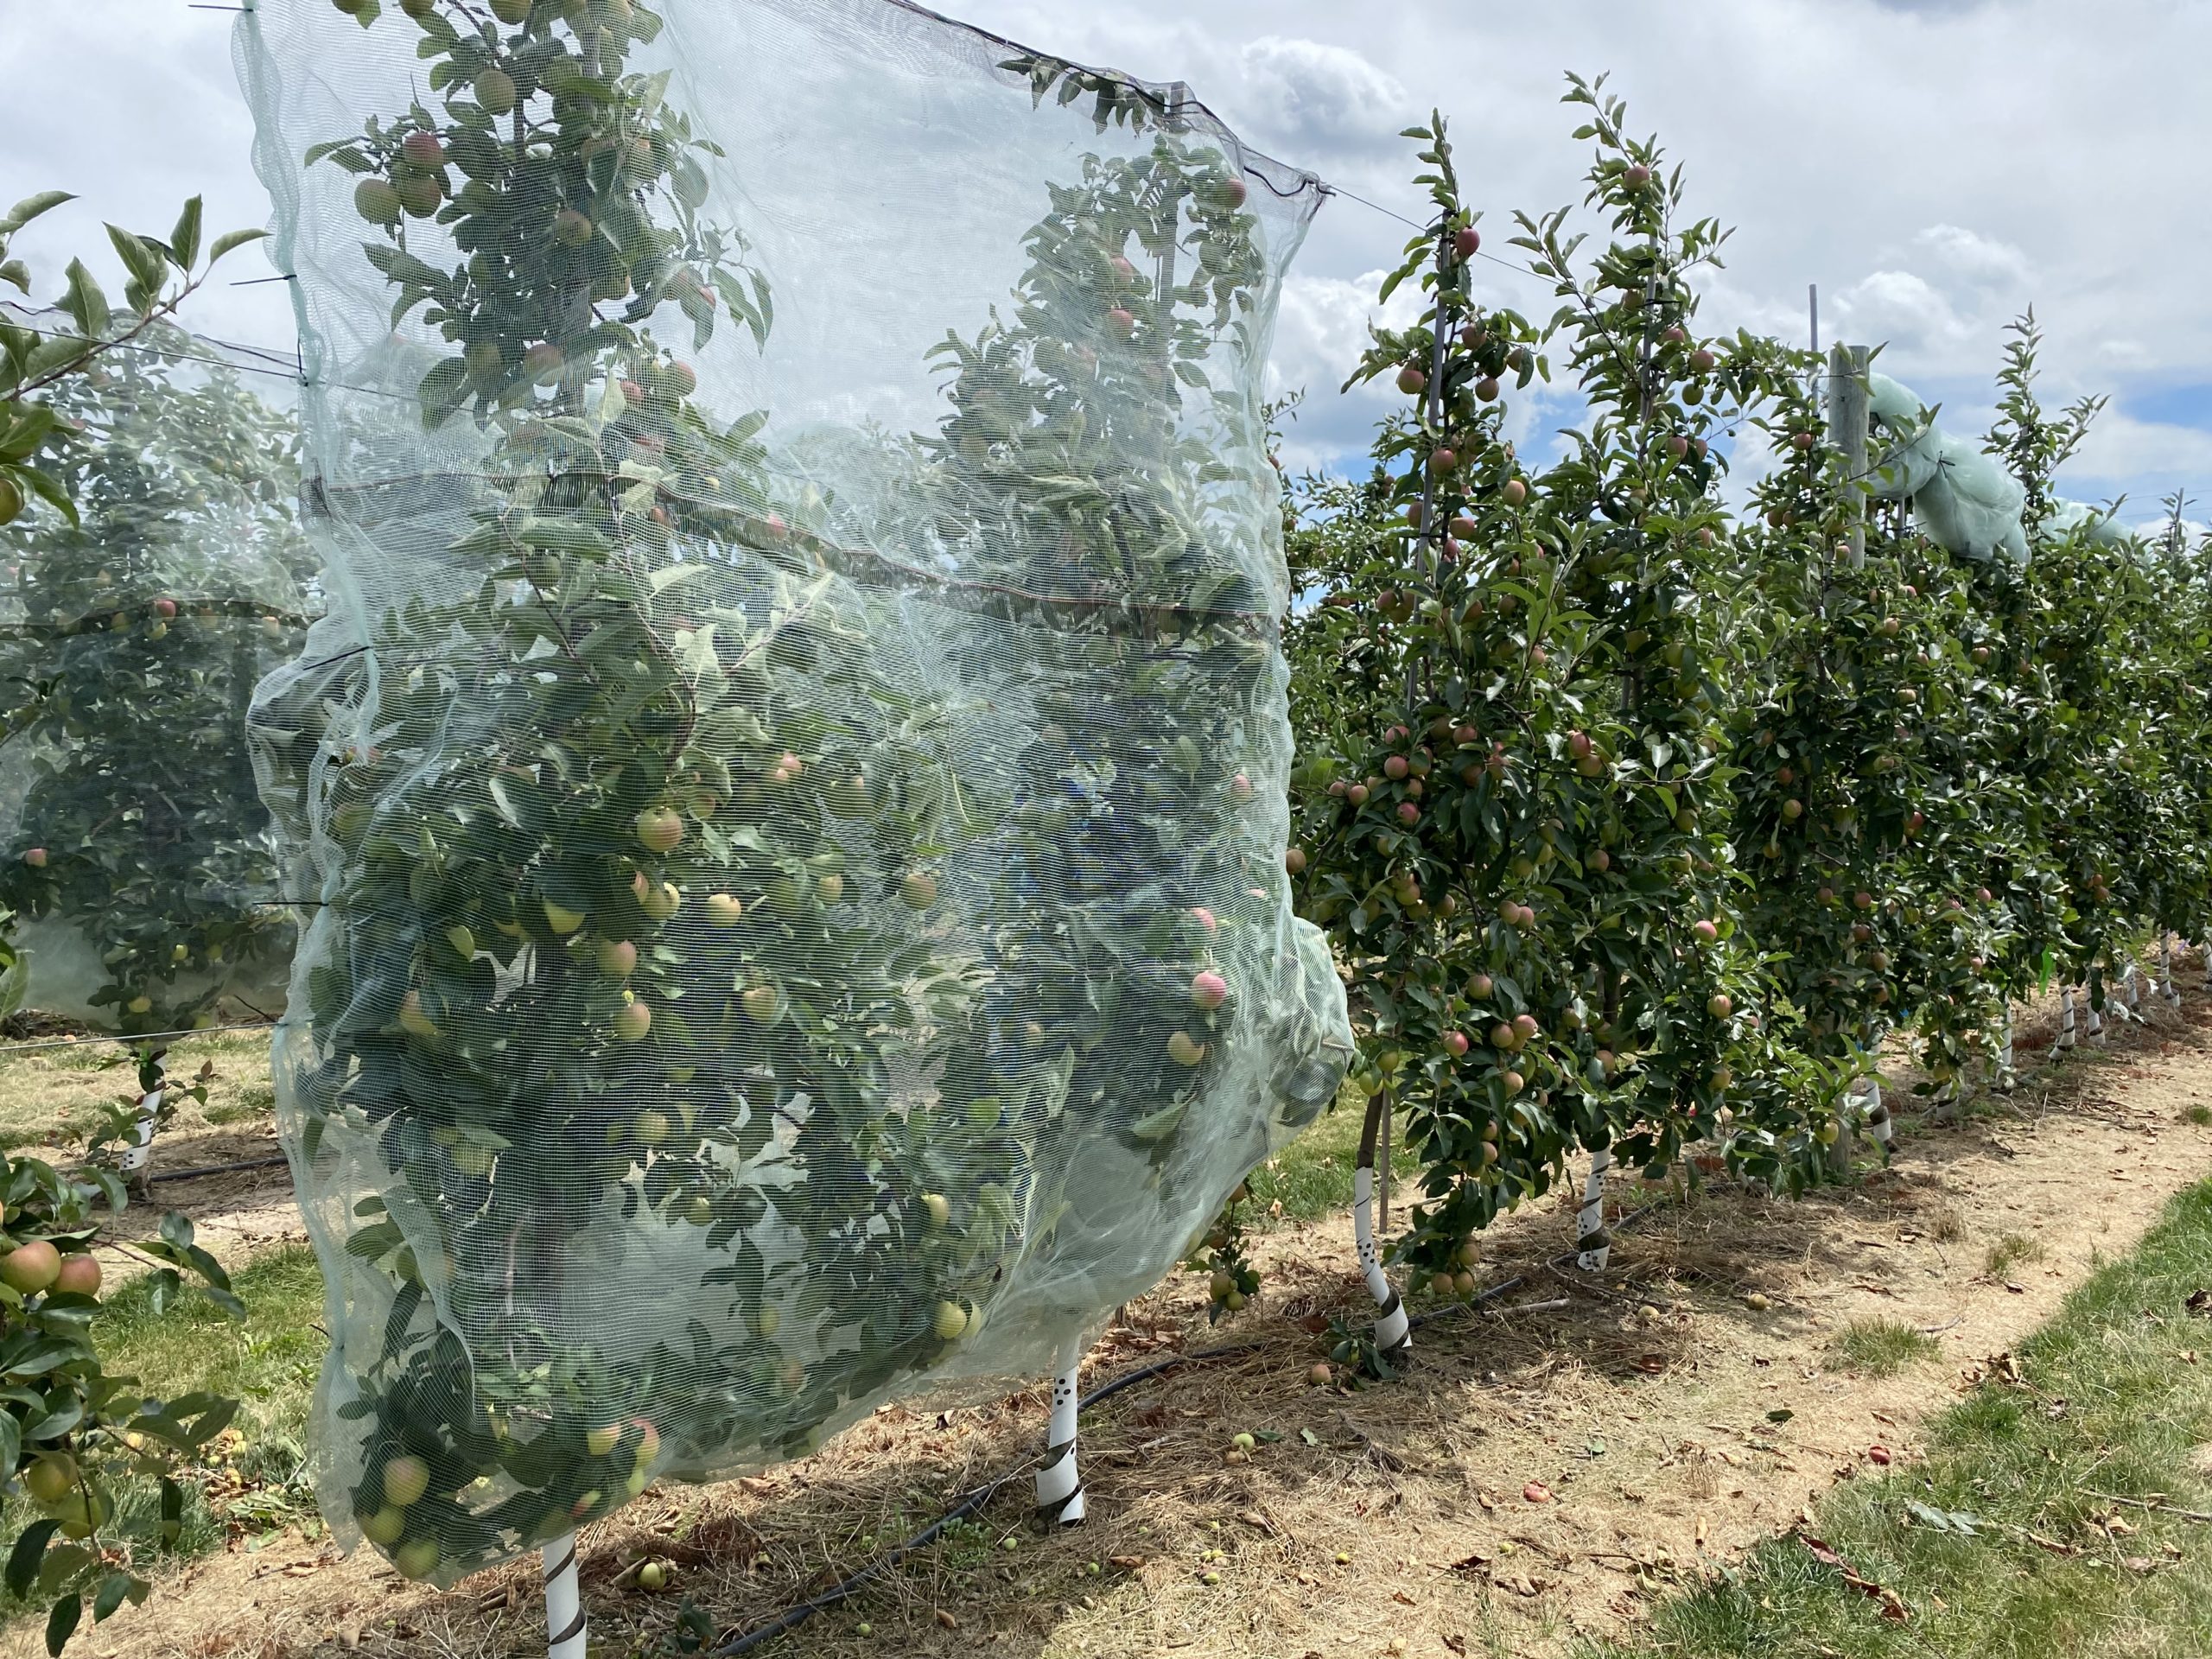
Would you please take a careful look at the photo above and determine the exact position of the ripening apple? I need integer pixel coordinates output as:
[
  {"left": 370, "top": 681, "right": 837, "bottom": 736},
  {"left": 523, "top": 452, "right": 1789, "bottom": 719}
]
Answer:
[
  {"left": 54, "top": 1254, "right": 101, "bottom": 1298},
  {"left": 21, "top": 848, "right": 45, "bottom": 868},
  {"left": 706, "top": 893, "right": 743, "bottom": 925},
  {"left": 1623, "top": 163, "right": 1652, "bottom": 188},
  {"left": 741, "top": 985, "right": 779, "bottom": 1024},
  {"left": 1500, "top": 479, "right": 1527, "bottom": 507},
  {"left": 1166, "top": 1031, "right": 1207, "bottom": 1066},
  {"left": 398, "top": 991, "right": 439, "bottom": 1039},
  {"left": 597, "top": 938, "right": 639, "bottom": 976},
  {"left": 400, "top": 130, "right": 445, "bottom": 170},
  {"left": 639, "top": 880, "right": 680, "bottom": 922},
  {"left": 522, "top": 341, "right": 564, "bottom": 384},
  {"left": 1502, "top": 1070, "right": 1525, "bottom": 1095},
  {"left": 1397, "top": 803, "right": 1421, "bottom": 826},
  {"left": 1442, "top": 1031, "right": 1470, "bottom": 1058},
  {"left": 383, "top": 1453, "right": 431, "bottom": 1508},
  {"left": 475, "top": 66, "right": 517, "bottom": 114},
  {"left": 635, "top": 807, "right": 684, "bottom": 853},
  {"left": 1191, "top": 971, "right": 1228, "bottom": 1010},
  {"left": 1691, "top": 919, "right": 1719, "bottom": 945},
  {"left": 1782, "top": 798, "right": 1803, "bottom": 820},
  {"left": 1854, "top": 891, "right": 1874, "bottom": 911},
  {"left": 1229, "top": 772, "right": 1255, "bottom": 804},
  {"left": 1512, "top": 1014, "right": 1540, "bottom": 1045},
  {"left": 1490, "top": 1022, "right": 1515, "bottom": 1051},
  {"left": 1107, "top": 307, "right": 1136, "bottom": 337},
  {"left": 1191, "top": 906, "right": 1218, "bottom": 933},
  {"left": 1688, "top": 348, "right": 1716, "bottom": 373},
  {"left": 1383, "top": 754, "right": 1409, "bottom": 780},
  {"left": 901, "top": 870, "right": 938, "bottom": 909},
  {"left": 23, "top": 1455, "right": 75, "bottom": 1506},
  {"left": 1476, "top": 376, "right": 1500, "bottom": 402},
  {"left": 1468, "top": 973, "right": 1493, "bottom": 999},
  {"left": 1346, "top": 784, "right": 1370, "bottom": 806},
  {"left": 1284, "top": 846, "right": 1307, "bottom": 876},
  {"left": 1707, "top": 994, "right": 1732, "bottom": 1019}
]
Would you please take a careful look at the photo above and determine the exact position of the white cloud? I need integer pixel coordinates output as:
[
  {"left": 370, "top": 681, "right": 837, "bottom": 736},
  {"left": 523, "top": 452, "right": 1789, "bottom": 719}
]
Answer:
[{"left": 1235, "top": 37, "right": 1408, "bottom": 156}]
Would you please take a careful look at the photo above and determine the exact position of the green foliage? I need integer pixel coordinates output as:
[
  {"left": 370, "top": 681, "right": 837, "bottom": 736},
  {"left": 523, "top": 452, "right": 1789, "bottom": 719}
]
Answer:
[{"left": 1832, "top": 1318, "right": 1941, "bottom": 1377}]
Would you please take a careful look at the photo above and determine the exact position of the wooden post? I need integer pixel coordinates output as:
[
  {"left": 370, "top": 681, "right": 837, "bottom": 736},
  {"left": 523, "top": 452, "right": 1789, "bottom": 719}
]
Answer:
[{"left": 1827, "top": 343, "right": 1871, "bottom": 569}]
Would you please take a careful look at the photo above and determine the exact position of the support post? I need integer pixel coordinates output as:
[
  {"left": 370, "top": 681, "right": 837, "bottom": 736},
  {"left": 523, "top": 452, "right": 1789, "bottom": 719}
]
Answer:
[
  {"left": 1827, "top": 343, "right": 1872, "bottom": 568},
  {"left": 544, "top": 1534, "right": 587, "bottom": 1659},
  {"left": 1033, "top": 1335, "right": 1085, "bottom": 1525},
  {"left": 1353, "top": 1091, "right": 1410, "bottom": 1364},
  {"left": 1576, "top": 1147, "right": 1612, "bottom": 1270},
  {"left": 2056, "top": 986, "right": 2077, "bottom": 1056},
  {"left": 1997, "top": 1003, "right": 2017, "bottom": 1092},
  {"left": 121, "top": 1051, "right": 165, "bottom": 1199},
  {"left": 2164, "top": 936, "right": 2183, "bottom": 1008}
]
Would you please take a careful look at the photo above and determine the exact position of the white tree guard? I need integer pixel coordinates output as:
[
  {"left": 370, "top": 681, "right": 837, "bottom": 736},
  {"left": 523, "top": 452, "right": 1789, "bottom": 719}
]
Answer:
[
  {"left": 1033, "top": 1336, "right": 1086, "bottom": 1525},
  {"left": 1576, "top": 1147, "right": 1611, "bottom": 1271},
  {"left": 543, "top": 1535, "right": 586, "bottom": 1659},
  {"left": 1352, "top": 1166, "right": 1409, "bottom": 1360}
]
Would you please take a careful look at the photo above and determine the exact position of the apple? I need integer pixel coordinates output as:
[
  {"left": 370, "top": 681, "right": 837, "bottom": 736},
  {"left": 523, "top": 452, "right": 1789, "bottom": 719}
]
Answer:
[
  {"left": 1383, "top": 754, "right": 1409, "bottom": 780},
  {"left": 399, "top": 131, "right": 445, "bottom": 171},
  {"left": 1591, "top": 849, "right": 1611, "bottom": 873},
  {"left": 383, "top": 1454, "right": 431, "bottom": 1508},
  {"left": 522, "top": 341, "right": 564, "bottom": 384},
  {"left": 1431, "top": 447, "right": 1459, "bottom": 474},
  {"left": 1854, "top": 891, "right": 1874, "bottom": 911},
  {"left": 1397, "top": 803, "right": 1421, "bottom": 826},
  {"left": 901, "top": 870, "right": 938, "bottom": 909},
  {"left": 1395, "top": 364, "right": 1427, "bottom": 396},
  {"left": 395, "top": 170, "right": 445, "bottom": 217},
  {"left": 52, "top": 1487, "right": 111, "bottom": 1541},
  {"left": 23, "top": 1455, "right": 75, "bottom": 1506},
  {"left": 921, "top": 1192, "right": 950, "bottom": 1230},
  {"left": 1442, "top": 1031, "right": 1470, "bottom": 1057},
  {"left": 639, "top": 1560, "right": 668, "bottom": 1592},
  {"left": 1688, "top": 348, "right": 1716, "bottom": 373},
  {"left": 1191, "top": 971, "right": 1228, "bottom": 1010},
  {"left": 931, "top": 1300, "right": 969, "bottom": 1342},
  {"left": 1229, "top": 772, "right": 1255, "bottom": 804},
  {"left": 1500, "top": 479, "right": 1527, "bottom": 507},
  {"left": 1284, "top": 846, "right": 1307, "bottom": 876},
  {"left": 1107, "top": 307, "right": 1136, "bottom": 337},
  {"left": 396, "top": 990, "right": 440, "bottom": 1043},
  {"left": 1166, "top": 1031, "right": 1208, "bottom": 1066},
  {"left": 1468, "top": 973, "right": 1494, "bottom": 998},
  {"left": 394, "top": 1538, "right": 441, "bottom": 1580},
  {"left": 1191, "top": 906, "right": 1218, "bottom": 933},
  {"left": 741, "top": 985, "right": 779, "bottom": 1024},
  {"left": 639, "top": 880, "right": 680, "bottom": 922},
  {"left": 54, "top": 1254, "right": 100, "bottom": 1298},
  {"left": 1707, "top": 994, "right": 1732, "bottom": 1019},
  {"left": 1691, "top": 919, "right": 1719, "bottom": 945},
  {"left": 1782, "top": 799, "right": 1803, "bottom": 820},
  {"left": 1512, "top": 1014, "right": 1540, "bottom": 1046},
  {"left": 474, "top": 66, "right": 517, "bottom": 114},
  {"left": 1346, "top": 784, "right": 1370, "bottom": 806},
  {"left": 1490, "top": 1022, "right": 1516, "bottom": 1051},
  {"left": 21, "top": 848, "right": 45, "bottom": 868},
  {"left": 706, "top": 893, "right": 744, "bottom": 925},
  {"left": 1502, "top": 1070, "right": 1525, "bottom": 1095},
  {"left": 446, "top": 925, "right": 477, "bottom": 960},
  {"left": 1623, "top": 163, "right": 1652, "bottom": 188},
  {"left": 584, "top": 1423, "right": 623, "bottom": 1458},
  {"left": 635, "top": 806, "right": 684, "bottom": 853},
  {"left": 1476, "top": 376, "right": 1500, "bottom": 403},
  {"left": 597, "top": 938, "right": 639, "bottom": 976},
  {"left": 359, "top": 1505, "right": 406, "bottom": 1547}
]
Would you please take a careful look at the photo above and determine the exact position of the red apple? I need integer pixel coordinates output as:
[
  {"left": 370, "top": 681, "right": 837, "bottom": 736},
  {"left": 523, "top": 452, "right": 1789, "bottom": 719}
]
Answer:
[
  {"left": 1191, "top": 971, "right": 1229, "bottom": 1010},
  {"left": 1453, "top": 226, "right": 1481, "bottom": 259},
  {"left": 22, "top": 848, "right": 45, "bottom": 868}
]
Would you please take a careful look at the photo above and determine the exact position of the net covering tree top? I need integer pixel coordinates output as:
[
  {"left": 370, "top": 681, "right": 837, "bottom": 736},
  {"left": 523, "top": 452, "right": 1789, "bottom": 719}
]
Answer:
[
  {"left": 235, "top": 0, "right": 1346, "bottom": 1582},
  {"left": 0, "top": 314, "right": 314, "bottom": 1035}
]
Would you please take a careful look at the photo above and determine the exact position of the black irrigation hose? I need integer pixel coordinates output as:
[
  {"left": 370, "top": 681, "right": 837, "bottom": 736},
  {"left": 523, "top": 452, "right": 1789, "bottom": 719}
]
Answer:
[
  {"left": 147, "top": 1153, "right": 290, "bottom": 1183},
  {"left": 712, "top": 1196, "right": 1672, "bottom": 1654}
]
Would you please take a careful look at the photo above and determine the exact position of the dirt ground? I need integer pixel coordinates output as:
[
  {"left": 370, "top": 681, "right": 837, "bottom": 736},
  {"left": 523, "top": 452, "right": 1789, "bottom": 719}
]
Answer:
[{"left": 41, "top": 969, "right": 2212, "bottom": 1659}]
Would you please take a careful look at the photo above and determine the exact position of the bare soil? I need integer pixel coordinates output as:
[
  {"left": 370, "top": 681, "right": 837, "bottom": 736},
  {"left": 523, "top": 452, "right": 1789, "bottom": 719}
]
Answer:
[{"left": 42, "top": 969, "right": 2212, "bottom": 1659}]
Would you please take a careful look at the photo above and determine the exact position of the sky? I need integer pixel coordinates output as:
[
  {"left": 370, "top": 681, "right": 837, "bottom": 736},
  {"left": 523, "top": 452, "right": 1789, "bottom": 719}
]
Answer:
[{"left": 5, "top": 0, "right": 2210, "bottom": 521}]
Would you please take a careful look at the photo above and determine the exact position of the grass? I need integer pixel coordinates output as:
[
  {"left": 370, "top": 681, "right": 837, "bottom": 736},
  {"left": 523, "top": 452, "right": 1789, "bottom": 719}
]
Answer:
[
  {"left": 1984, "top": 1230, "right": 2049, "bottom": 1279},
  {"left": 2187, "top": 1104, "right": 2212, "bottom": 1128},
  {"left": 1832, "top": 1318, "right": 1941, "bottom": 1377},
  {"left": 1584, "top": 1177, "right": 2212, "bottom": 1659},
  {"left": 0, "top": 1026, "right": 275, "bottom": 1151},
  {"left": 1238, "top": 1088, "right": 1422, "bottom": 1226}
]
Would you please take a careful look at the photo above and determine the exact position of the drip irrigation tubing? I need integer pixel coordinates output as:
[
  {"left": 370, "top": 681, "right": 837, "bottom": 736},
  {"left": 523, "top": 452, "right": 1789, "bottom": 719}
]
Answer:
[
  {"left": 712, "top": 1193, "right": 1671, "bottom": 1654},
  {"left": 147, "top": 1153, "right": 290, "bottom": 1183}
]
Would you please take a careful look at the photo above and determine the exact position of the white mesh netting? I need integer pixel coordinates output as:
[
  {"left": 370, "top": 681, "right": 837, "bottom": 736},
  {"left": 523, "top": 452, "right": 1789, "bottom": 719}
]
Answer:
[
  {"left": 0, "top": 314, "right": 313, "bottom": 1034},
  {"left": 236, "top": 0, "right": 1348, "bottom": 1581}
]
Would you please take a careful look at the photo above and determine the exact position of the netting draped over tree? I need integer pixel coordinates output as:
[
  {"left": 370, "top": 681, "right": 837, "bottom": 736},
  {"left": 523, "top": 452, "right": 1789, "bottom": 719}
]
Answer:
[
  {"left": 0, "top": 314, "right": 314, "bottom": 1035},
  {"left": 235, "top": 0, "right": 1344, "bottom": 1583}
]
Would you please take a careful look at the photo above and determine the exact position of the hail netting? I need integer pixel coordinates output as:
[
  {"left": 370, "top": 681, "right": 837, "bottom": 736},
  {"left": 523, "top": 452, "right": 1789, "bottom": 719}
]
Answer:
[
  {"left": 0, "top": 313, "right": 314, "bottom": 1033},
  {"left": 236, "top": 0, "right": 1345, "bottom": 1584}
]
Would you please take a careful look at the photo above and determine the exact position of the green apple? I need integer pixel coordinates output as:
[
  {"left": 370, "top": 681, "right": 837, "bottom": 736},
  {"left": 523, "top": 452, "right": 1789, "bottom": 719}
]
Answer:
[
  {"left": 635, "top": 806, "right": 683, "bottom": 853},
  {"left": 23, "top": 1455, "right": 75, "bottom": 1505},
  {"left": 382, "top": 1454, "right": 430, "bottom": 1507},
  {"left": 931, "top": 1300, "right": 969, "bottom": 1341},
  {"left": 633, "top": 1109, "right": 670, "bottom": 1144},
  {"left": 474, "top": 67, "right": 517, "bottom": 115},
  {"left": 1166, "top": 1031, "right": 1207, "bottom": 1066},
  {"left": 922, "top": 1192, "right": 950, "bottom": 1229},
  {"left": 586, "top": 1424, "right": 621, "bottom": 1457},
  {"left": 901, "top": 870, "right": 938, "bottom": 909},
  {"left": 543, "top": 898, "right": 587, "bottom": 934},
  {"left": 393, "top": 1537, "right": 440, "bottom": 1580},
  {"left": 741, "top": 985, "right": 779, "bottom": 1023},
  {"left": 359, "top": 1505, "right": 406, "bottom": 1546},
  {"left": 706, "top": 893, "right": 744, "bottom": 925},
  {"left": 0, "top": 1239, "right": 61, "bottom": 1294}
]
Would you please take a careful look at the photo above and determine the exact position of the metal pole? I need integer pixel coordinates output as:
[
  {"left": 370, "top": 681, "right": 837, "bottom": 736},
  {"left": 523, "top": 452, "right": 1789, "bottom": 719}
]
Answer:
[{"left": 1827, "top": 343, "right": 1871, "bottom": 568}]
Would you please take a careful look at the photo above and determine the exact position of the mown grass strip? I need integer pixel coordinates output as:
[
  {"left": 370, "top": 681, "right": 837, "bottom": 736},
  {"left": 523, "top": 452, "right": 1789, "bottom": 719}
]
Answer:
[{"left": 1589, "top": 1179, "right": 2212, "bottom": 1658}]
